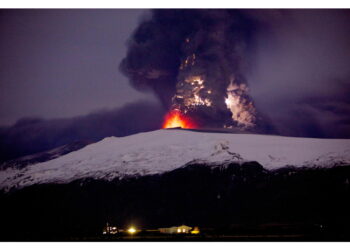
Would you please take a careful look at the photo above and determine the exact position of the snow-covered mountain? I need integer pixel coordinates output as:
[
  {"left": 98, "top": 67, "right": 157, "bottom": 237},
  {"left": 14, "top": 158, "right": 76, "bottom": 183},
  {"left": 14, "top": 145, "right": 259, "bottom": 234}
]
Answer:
[{"left": 1, "top": 129, "right": 350, "bottom": 191}]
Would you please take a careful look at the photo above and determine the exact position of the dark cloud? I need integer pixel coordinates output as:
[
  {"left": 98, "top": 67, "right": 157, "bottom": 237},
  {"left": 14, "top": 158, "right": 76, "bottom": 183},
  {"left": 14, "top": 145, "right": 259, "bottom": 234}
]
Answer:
[
  {"left": 120, "top": 10, "right": 264, "bottom": 129},
  {"left": 0, "top": 101, "right": 166, "bottom": 163},
  {"left": 121, "top": 9, "right": 350, "bottom": 138},
  {"left": 247, "top": 9, "right": 350, "bottom": 138}
]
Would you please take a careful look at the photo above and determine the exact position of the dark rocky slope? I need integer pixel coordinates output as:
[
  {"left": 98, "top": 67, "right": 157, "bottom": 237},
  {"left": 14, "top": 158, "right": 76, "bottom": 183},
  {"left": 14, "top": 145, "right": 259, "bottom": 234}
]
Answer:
[{"left": 0, "top": 162, "right": 350, "bottom": 241}]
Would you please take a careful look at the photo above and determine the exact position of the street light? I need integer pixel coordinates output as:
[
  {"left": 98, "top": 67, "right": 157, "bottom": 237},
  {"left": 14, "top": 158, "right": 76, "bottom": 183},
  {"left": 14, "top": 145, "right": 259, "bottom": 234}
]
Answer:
[{"left": 128, "top": 227, "right": 136, "bottom": 234}]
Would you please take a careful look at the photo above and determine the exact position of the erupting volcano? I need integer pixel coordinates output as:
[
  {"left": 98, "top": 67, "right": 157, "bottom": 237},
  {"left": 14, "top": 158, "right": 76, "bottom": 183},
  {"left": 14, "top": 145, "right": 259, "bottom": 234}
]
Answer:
[
  {"left": 121, "top": 10, "right": 262, "bottom": 131},
  {"left": 162, "top": 110, "right": 197, "bottom": 129}
]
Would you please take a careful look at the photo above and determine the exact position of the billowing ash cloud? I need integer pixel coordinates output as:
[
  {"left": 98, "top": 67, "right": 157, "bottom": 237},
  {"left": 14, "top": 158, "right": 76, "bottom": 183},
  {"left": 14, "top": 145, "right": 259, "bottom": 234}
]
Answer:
[
  {"left": 120, "top": 10, "right": 269, "bottom": 131},
  {"left": 0, "top": 101, "right": 165, "bottom": 163},
  {"left": 121, "top": 9, "right": 350, "bottom": 138}
]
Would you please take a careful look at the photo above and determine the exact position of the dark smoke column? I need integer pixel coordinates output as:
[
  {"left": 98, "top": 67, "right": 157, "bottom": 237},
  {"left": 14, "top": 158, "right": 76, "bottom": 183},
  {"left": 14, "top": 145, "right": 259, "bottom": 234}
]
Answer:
[{"left": 120, "top": 10, "right": 259, "bottom": 130}]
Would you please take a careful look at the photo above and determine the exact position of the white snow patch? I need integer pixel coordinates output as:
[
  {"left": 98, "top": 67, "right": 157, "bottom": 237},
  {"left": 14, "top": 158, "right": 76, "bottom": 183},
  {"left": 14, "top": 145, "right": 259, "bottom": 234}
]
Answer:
[{"left": 1, "top": 129, "right": 350, "bottom": 191}]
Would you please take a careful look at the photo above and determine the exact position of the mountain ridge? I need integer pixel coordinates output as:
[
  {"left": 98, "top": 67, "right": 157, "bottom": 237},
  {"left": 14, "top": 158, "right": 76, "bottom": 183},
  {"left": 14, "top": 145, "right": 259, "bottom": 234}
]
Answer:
[{"left": 1, "top": 129, "right": 349, "bottom": 191}]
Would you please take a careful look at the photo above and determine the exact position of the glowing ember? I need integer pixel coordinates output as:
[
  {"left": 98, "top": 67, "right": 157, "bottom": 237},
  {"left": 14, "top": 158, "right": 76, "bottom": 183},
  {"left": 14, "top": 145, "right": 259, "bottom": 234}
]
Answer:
[
  {"left": 172, "top": 75, "right": 212, "bottom": 112},
  {"left": 162, "top": 110, "right": 197, "bottom": 129}
]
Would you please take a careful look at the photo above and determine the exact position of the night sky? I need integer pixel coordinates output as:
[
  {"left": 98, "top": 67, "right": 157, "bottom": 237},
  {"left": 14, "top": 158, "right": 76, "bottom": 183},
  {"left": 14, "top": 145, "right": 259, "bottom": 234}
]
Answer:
[
  {"left": 0, "top": 9, "right": 350, "bottom": 162},
  {"left": 0, "top": 9, "right": 155, "bottom": 125}
]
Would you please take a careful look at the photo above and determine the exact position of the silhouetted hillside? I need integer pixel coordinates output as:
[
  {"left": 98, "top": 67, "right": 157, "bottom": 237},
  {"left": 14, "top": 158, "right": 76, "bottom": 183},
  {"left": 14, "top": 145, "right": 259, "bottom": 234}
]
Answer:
[{"left": 1, "top": 162, "right": 350, "bottom": 241}]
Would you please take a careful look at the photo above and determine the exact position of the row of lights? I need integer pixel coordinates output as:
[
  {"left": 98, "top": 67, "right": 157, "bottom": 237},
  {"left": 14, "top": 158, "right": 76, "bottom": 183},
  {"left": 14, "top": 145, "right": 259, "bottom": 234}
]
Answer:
[
  {"left": 126, "top": 226, "right": 199, "bottom": 235},
  {"left": 104, "top": 224, "right": 200, "bottom": 235}
]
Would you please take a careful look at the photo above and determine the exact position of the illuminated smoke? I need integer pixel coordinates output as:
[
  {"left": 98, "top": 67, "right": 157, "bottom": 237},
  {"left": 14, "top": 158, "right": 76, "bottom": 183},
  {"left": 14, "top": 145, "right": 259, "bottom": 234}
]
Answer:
[
  {"left": 121, "top": 10, "right": 261, "bottom": 130},
  {"left": 225, "top": 79, "right": 257, "bottom": 128},
  {"left": 172, "top": 75, "right": 212, "bottom": 110}
]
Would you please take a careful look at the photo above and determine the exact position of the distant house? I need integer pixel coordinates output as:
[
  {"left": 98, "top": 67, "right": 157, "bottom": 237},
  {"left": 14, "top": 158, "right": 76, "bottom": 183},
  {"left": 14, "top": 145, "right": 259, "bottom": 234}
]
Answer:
[
  {"left": 102, "top": 223, "right": 119, "bottom": 235},
  {"left": 159, "top": 225, "right": 192, "bottom": 234}
]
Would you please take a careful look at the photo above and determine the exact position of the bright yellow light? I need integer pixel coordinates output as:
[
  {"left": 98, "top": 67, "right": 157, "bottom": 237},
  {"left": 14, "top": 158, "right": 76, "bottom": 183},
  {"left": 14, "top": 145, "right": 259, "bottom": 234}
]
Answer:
[
  {"left": 191, "top": 227, "right": 200, "bottom": 234},
  {"left": 128, "top": 227, "right": 136, "bottom": 234}
]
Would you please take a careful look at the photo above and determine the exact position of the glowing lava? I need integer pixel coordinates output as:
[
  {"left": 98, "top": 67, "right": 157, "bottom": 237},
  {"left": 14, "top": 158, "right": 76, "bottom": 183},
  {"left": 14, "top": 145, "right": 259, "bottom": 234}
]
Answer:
[{"left": 162, "top": 110, "right": 197, "bottom": 129}]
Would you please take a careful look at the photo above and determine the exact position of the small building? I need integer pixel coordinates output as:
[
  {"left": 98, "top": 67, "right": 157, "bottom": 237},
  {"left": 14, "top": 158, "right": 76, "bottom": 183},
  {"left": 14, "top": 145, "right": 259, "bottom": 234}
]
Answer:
[
  {"left": 159, "top": 225, "right": 192, "bottom": 234},
  {"left": 102, "top": 223, "right": 119, "bottom": 235}
]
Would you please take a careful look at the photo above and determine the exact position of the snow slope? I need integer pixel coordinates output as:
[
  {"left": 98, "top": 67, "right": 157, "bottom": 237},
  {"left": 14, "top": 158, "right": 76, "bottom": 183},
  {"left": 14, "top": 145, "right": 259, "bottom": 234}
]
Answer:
[
  {"left": 0, "top": 140, "right": 91, "bottom": 171},
  {"left": 1, "top": 129, "right": 350, "bottom": 191}
]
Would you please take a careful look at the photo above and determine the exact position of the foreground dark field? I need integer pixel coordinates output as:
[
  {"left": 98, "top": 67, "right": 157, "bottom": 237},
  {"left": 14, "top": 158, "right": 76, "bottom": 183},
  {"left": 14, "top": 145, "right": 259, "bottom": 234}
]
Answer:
[
  {"left": 4, "top": 226, "right": 348, "bottom": 241},
  {"left": 65, "top": 224, "right": 350, "bottom": 241},
  {"left": 1, "top": 162, "right": 350, "bottom": 241}
]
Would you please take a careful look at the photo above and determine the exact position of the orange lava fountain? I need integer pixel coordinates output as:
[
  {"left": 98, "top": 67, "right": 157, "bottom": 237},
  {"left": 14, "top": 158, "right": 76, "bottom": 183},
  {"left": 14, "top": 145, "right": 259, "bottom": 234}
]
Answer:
[{"left": 162, "top": 110, "right": 197, "bottom": 129}]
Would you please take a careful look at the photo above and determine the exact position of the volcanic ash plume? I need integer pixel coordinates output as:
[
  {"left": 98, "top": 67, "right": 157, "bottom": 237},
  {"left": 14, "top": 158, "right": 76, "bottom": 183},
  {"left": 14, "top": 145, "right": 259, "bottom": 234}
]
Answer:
[
  {"left": 120, "top": 10, "right": 260, "bottom": 130},
  {"left": 224, "top": 79, "right": 257, "bottom": 128}
]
